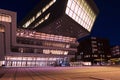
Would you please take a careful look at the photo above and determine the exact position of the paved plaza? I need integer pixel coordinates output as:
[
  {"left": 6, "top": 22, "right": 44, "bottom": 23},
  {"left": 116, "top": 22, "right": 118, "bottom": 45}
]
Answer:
[{"left": 0, "top": 66, "right": 120, "bottom": 80}]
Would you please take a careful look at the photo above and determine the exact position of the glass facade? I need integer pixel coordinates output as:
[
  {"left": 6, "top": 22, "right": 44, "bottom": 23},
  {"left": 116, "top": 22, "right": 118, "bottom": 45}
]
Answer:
[
  {"left": 6, "top": 56, "right": 59, "bottom": 61},
  {"left": 43, "top": 42, "right": 70, "bottom": 48},
  {"left": 17, "top": 29, "right": 76, "bottom": 43},
  {"left": 16, "top": 29, "right": 76, "bottom": 57},
  {"left": 6, "top": 56, "right": 64, "bottom": 67},
  {"left": 65, "top": 0, "right": 96, "bottom": 31},
  {"left": 43, "top": 49, "right": 68, "bottom": 55},
  {"left": 0, "top": 13, "right": 11, "bottom": 23}
]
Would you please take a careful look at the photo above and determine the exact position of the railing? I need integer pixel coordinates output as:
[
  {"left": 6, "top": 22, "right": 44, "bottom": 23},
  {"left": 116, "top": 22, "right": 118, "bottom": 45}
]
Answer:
[{"left": 16, "top": 29, "right": 77, "bottom": 44}]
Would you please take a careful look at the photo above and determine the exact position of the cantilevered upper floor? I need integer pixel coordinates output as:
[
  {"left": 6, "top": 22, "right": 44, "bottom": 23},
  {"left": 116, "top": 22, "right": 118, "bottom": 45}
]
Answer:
[{"left": 19, "top": 0, "right": 99, "bottom": 39}]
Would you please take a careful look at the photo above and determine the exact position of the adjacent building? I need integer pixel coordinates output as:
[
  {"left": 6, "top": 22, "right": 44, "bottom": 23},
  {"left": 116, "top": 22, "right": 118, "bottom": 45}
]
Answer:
[
  {"left": 110, "top": 45, "right": 120, "bottom": 64},
  {"left": 0, "top": 0, "right": 98, "bottom": 67},
  {"left": 76, "top": 37, "right": 111, "bottom": 65},
  {"left": 111, "top": 45, "right": 120, "bottom": 57}
]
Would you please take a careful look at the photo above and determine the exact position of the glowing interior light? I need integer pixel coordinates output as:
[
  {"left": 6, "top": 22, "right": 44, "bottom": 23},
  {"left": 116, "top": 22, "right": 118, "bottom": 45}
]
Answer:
[
  {"left": 43, "top": 49, "right": 68, "bottom": 55},
  {"left": 0, "top": 13, "right": 12, "bottom": 22},
  {"left": 65, "top": 0, "right": 96, "bottom": 32},
  {"left": 45, "top": 13, "right": 50, "bottom": 20},
  {"left": 23, "top": 17, "right": 35, "bottom": 28},
  {"left": 53, "top": 0, "right": 56, "bottom": 2},
  {"left": 34, "top": 13, "right": 50, "bottom": 28},
  {"left": 23, "top": 0, "right": 56, "bottom": 28},
  {"left": 17, "top": 29, "right": 76, "bottom": 43},
  {"left": 36, "top": 11, "right": 41, "bottom": 18}
]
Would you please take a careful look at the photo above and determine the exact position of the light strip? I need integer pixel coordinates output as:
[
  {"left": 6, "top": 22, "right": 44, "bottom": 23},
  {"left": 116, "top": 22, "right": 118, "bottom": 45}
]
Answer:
[
  {"left": 22, "top": 0, "right": 56, "bottom": 28},
  {"left": 17, "top": 29, "right": 76, "bottom": 43}
]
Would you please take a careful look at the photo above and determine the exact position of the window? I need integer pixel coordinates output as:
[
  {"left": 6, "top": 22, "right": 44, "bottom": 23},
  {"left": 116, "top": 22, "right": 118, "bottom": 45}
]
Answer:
[
  {"left": 42, "top": 42, "right": 68, "bottom": 48},
  {"left": 23, "top": 0, "right": 56, "bottom": 28},
  {"left": 43, "top": 49, "right": 68, "bottom": 55},
  {"left": 91, "top": 41, "right": 97, "bottom": 44},
  {"left": 34, "top": 13, "right": 50, "bottom": 28},
  {"left": 93, "top": 55, "right": 98, "bottom": 57},
  {"left": 66, "top": 0, "right": 96, "bottom": 32},
  {"left": 17, "top": 29, "right": 76, "bottom": 43},
  {"left": 92, "top": 48, "right": 98, "bottom": 53},
  {"left": 23, "top": 17, "right": 35, "bottom": 28},
  {"left": 98, "top": 43, "right": 103, "bottom": 46},
  {"left": 0, "top": 14, "right": 11, "bottom": 22}
]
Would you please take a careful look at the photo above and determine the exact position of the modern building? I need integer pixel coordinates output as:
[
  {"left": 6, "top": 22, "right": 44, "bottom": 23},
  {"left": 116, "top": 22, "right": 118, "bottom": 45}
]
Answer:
[
  {"left": 76, "top": 37, "right": 111, "bottom": 65},
  {"left": 0, "top": 0, "right": 98, "bottom": 67},
  {"left": 111, "top": 45, "right": 120, "bottom": 57},
  {"left": 110, "top": 45, "right": 120, "bottom": 64},
  {"left": 19, "top": 0, "right": 98, "bottom": 37},
  {"left": 111, "top": 45, "right": 120, "bottom": 58}
]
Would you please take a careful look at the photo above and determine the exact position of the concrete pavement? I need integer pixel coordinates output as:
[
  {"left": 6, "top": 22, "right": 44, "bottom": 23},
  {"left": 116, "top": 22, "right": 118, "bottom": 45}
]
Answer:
[{"left": 0, "top": 66, "right": 120, "bottom": 80}]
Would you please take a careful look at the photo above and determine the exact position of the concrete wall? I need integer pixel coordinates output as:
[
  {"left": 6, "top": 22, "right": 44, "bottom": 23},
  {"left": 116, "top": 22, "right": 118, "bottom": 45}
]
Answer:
[{"left": 0, "top": 33, "right": 5, "bottom": 60}]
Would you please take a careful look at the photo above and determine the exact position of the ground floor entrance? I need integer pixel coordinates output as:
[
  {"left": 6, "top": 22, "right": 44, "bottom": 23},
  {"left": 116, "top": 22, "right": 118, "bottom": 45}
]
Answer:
[
  {"left": 5, "top": 56, "right": 70, "bottom": 67},
  {"left": 6, "top": 60, "right": 55, "bottom": 67}
]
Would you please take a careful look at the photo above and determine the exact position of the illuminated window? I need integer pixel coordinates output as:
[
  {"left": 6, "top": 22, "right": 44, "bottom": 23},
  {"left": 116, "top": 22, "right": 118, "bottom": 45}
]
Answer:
[
  {"left": 93, "top": 55, "right": 98, "bottom": 57},
  {"left": 42, "top": 0, "right": 56, "bottom": 13},
  {"left": 43, "top": 49, "right": 68, "bottom": 55},
  {"left": 75, "top": 5, "right": 79, "bottom": 13},
  {"left": 92, "top": 48, "right": 98, "bottom": 53},
  {"left": 45, "top": 13, "right": 50, "bottom": 20},
  {"left": 17, "top": 29, "right": 76, "bottom": 43},
  {"left": 36, "top": 11, "right": 41, "bottom": 18},
  {"left": 34, "top": 13, "right": 50, "bottom": 28},
  {"left": 66, "top": 0, "right": 96, "bottom": 32},
  {"left": 67, "top": 0, "right": 72, "bottom": 7},
  {"left": 66, "top": 7, "right": 69, "bottom": 14},
  {"left": 0, "top": 14, "right": 11, "bottom": 22},
  {"left": 71, "top": 1, "right": 75, "bottom": 11},
  {"left": 23, "top": 0, "right": 56, "bottom": 28},
  {"left": 42, "top": 42, "right": 70, "bottom": 48},
  {"left": 23, "top": 17, "right": 35, "bottom": 28}
]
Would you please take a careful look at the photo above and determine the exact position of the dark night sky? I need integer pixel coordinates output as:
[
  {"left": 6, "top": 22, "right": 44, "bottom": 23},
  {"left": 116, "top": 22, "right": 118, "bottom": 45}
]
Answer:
[
  {"left": 0, "top": 0, "right": 120, "bottom": 46},
  {"left": 92, "top": 0, "right": 120, "bottom": 46}
]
